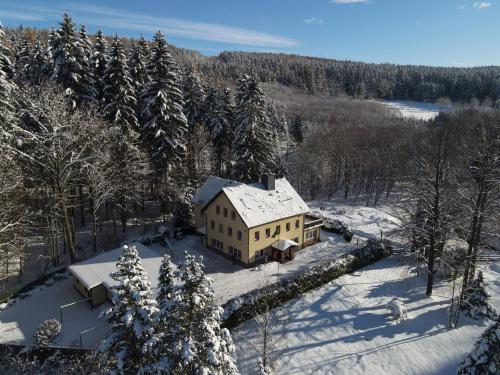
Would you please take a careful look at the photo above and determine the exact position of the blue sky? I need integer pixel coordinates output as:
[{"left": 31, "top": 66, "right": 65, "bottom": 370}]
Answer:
[{"left": 0, "top": 0, "right": 499, "bottom": 67}]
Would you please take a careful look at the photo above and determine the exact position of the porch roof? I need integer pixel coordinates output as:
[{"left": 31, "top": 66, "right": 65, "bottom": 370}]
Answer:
[{"left": 272, "top": 239, "right": 299, "bottom": 251}]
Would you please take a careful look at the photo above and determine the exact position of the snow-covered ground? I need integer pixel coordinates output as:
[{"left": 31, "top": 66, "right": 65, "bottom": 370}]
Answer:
[
  {"left": 0, "top": 203, "right": 402, "bottom": 348},
  {"left": 374, "top": 100, "right": 452, "bottom": 121},
  {"left": 233, "top": 257, "right": 500, "bottom": 375}
]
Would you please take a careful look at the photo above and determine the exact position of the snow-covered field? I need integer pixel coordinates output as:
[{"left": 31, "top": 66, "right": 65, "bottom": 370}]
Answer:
[
  {"left": 233, "top": 257, "right": 500, "bottom": 375},
  {"left": 375, "top": 100, "right": 452, "bottom": 121}
]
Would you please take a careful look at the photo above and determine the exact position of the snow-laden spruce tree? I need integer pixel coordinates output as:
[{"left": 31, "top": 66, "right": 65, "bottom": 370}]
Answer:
[
  {"left": 101, "top": 244, "right": 158, "bottom": 374},
  {"left": 206, "top": 87, "right": 234, "bottom": 177},
  {"left": 232, "top": 74, "right": 276, "bottom": 183},
  {"left": 173, "top": 185, "right": 195, "bottom": 230},
  {"left": 76, "top": 24, "right": 97, "bottom": 103},
  {"left": 182, "top": 65, "right": 210, "bottom": 185},
  {"left": 103, "top": 34, "right": 138, "bottom": 137},
  {"left": 129, "top": 35, "right": 149, "bottom": 118},
  {"left": 169, "top": 254, "right": 240, "bottom": 375},
  {"left": 289, "top": 113, "right": 304, "bottom": 144},
  {"left": 51, "top": 14, "right": 96, "bottom": 107},
  {"left": 141, "top": 254, "right": 177, "bottom": 374},
  {"left": 267, "top": 102, "right": 288, "bottom": 177},
  {"left": 457, "top": 319, "right": 499, "bottom": 375},
  {"left": 0, "top": 23, "right": 14, "bottom": 79},
  {"left": 140, "top": 31, "right": 188, "bottom": 174},
  {"left": 460, "top": 271, "right": 498, "bottom": 320},
  {"left": 25, "top": 40, "right": 47, "bottom": 85},
  {"left": 92, "top": 29, "right": 108, "bottom": 105},
  {"left": 0, "top": 27, "right": 16, "bottom": 143},
  {"left": 14, "top": 34, "right": 32, "bottom": 82}
]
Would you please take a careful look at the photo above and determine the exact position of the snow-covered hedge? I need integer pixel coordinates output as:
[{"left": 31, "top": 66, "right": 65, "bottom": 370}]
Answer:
[
  {"left": 33, "top": 319, "right": 61, "bottom": 347},
  {"left": 222, "top": 239, "right": 391, "bottom": 329},
  {"left": 457, "top": 319, "right": 499, "bottom": 375},
  {"left": 323, "top": 218, "right": 353, "bottom": 242}
]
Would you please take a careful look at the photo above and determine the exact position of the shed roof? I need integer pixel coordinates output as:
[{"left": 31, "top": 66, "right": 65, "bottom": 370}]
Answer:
[{"left": 68, "top": 243, "right": 163, "bottom": 290}]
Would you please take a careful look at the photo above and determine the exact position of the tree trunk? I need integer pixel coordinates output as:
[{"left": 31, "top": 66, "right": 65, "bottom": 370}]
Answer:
[
  {"left": 79, "top": 184, "right": 86, "bottom": 227},
  {"left": 63, "top": 206, "right": 77, "bottom": 263}
]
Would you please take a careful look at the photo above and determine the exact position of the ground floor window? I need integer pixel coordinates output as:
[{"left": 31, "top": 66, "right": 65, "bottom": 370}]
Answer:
[
  {"left": 212, "top": 238, "right": 224, "bottom": 250},
  {"left": 305, "top": 230, "right": 317, "bottom": 240},
  {"left": 229, "top": 246, "right": 242, "bottom": 258}
]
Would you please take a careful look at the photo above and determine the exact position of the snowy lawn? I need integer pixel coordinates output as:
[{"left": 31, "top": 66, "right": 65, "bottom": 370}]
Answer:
[
  {"left": 233, "top": 257, "right": 500, "bottom": 375},
  {"left": 373, "top": 100, "right": 452, "bottom": 121},
  {"left": 0, "top": 203, "right": 403, "bottom": 348}
]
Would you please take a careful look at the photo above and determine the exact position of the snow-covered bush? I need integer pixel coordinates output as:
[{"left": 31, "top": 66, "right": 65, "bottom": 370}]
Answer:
[
  {"left": 457, "top": 320, "right": 499, "bottom": 375},
  {"left": 223, "top": 240, "right": 391, "bottom": 329},
  {"left": 33, "top": 319, "right": 61, "bottom": 347},
  {"left": 323, "top": 218, "right": 353, "bottom": 242},
  {"left": 461, "top": 271, "right": 498, "bottom": 320},
  {"left": 386, "top": 298, "right": 408, "bottom": 323}
]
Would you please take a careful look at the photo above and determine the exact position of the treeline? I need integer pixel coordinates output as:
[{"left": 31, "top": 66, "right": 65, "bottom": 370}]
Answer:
[{"left": 201, "top": 51, "right": 500, "bottom": 103}]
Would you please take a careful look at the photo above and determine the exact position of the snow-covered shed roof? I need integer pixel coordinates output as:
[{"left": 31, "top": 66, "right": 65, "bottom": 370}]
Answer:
[
  {"left": 272, "top": 239, "right": 299, "bottom": 251},
  {"left": 192, "top": 176, "right": 240, "bottom": 206},
  {"left": 214, "top": 178, "right": 310, "bottom": 228},
  {"left": 68, "top": 242, "right": 163, "bottom": 290}
]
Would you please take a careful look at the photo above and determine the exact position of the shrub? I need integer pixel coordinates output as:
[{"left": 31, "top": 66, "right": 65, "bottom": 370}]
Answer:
[
  {"left": 386, "top": 298, "right": 408, "bottom": 323},
  {"left": 33, "top": 319, "right": 61, "bottom": 347}
]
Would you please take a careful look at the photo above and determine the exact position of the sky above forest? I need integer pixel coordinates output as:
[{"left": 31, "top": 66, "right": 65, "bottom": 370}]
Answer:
[{"left": 0, "top": 0, "right": 499, "bottom": 67}]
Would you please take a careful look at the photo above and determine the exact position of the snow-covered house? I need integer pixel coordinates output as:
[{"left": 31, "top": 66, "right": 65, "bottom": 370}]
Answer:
[
  {"left": 68, "top": 242, "right": 162, "bottom": 306},
  {"left": 195, "top": 174, "right": 323, "bottom": 266}
]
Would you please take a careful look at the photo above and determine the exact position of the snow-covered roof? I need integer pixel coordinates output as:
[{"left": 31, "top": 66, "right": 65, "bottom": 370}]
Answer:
[
  {"left": 222, "top": 178, "right": 310, "bottom": 228},
  {"left": 68, "top": 243, "right": 163, "bottom": 290},
  {"left": 272, "top": 239, "right": 299, "bottom": 251},
  {"left": 192, "top": 176, "right": 239, "bottom": 205}
]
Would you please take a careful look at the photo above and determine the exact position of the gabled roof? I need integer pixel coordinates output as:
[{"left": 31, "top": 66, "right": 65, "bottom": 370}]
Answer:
[
  {"left": 203, "top": 178, "right": 309, "bottom": 228},
  {"left": 68, "top": 243, "right": 162, "bottom": 290},
  {"left": 192, "top": 176, "right": 240, "bottom": 205}
]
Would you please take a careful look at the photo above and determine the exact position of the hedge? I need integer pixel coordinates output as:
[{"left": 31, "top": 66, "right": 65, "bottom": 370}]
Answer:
[{"left": 222, "top": 239, "right": 392, "bottom": 329}]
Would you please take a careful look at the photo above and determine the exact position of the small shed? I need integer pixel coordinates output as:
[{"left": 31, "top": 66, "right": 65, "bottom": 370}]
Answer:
[{"left": 68, "top": 242, "right": 163, "bottom": 306}]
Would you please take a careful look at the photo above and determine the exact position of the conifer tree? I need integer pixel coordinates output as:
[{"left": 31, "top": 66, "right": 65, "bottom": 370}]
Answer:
[
  {"left": 101, "top": 244, "right": 158, "bottom": 374},
  {"left": 129, "top": 35, "right": 149, "bottom": 117},
  {"left": 25, "top": 40, "right": 46, "bottom": 85},
  {"left": 232, "top": 74, "right": 275, "bottom": 182},
  {"left": 460, "top": 271, "right": 498, "bottom": 320},
  {"left": 14, "top": 34, "right": 31, "bottom": 82},
  {"left": 103, "top": 35, "right": 138, "bottom": 137},
  {"left": 169, "top": 254, "right": 240, "bottom": 375},
  {"left": 0, "top": 26, "right": 16, "bottom": 143},
  {"left": 141, "top": 31, "right": 188, "bottom": 174},
  {"left": 92, "top": 29, "right": 108, "bottom": 105},
  {"left": 289, "top": 113, "right": 304, "bottom": 144},
  {"left": 76, "top": 24, "right": 97, "bottom": 103},
  {"left": 183, "top": 65, "right": 209, "bottom": 185},
  {"left": 173, "top": 186, "right": 195, "bottom": 230},
  {"left": 0, "top": 24, "right": 15, "bottom": 79}
]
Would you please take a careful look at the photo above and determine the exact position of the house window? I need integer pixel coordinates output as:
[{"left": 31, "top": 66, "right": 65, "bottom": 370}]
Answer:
[
  {"left": 210, "top": 220, "right": 215, "bottom": 230},
  {"left": 219, "top": 223, "right": 223, "bottom": 233},
  {"left": 255, "top": 231, "right": 260, "bottom": 241},
  {"left": 294, "top": 237, "right": 299, "bottom": 243},
  {"left": 228, "top": 227, "right": 233, "bottom": 237},
  {"left": 231, "top": 210, "right": 236, "bottom": 220},
  {"left": 275, "top": 225, "right": 281, "bottom": 235},
  {"left": 223, "top": 207, "right": 228, "bottom": 217},
  {"left": 265, "top": 228, "right": 271, "bottom": 238},
  {"left": 286, "top": 222, "right": 290, "bottom": 232},
  {"left": 216, "top": 205, "right": 220, "bottom": 215},
  {"left": 237, "top": 230, "right": 242, "bottom": 241},
  {"left": 295, "top": 219, "right": 300, "bottom": 229},
  {"left": 211, "top": 238, "right": 217, "bottom": 247},
  {"left": 237, "top": 249, "right": 242, "bottom": 258}
]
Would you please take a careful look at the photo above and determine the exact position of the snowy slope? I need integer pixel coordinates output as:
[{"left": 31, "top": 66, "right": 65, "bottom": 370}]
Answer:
[{"left": 233, "top": 258, "right": 500, "bottom": 375}]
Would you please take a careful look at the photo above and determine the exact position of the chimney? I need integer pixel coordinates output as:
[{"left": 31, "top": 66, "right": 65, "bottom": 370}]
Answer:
[{"left": 262, "top": 174, "right": 275, "bottom": 191}]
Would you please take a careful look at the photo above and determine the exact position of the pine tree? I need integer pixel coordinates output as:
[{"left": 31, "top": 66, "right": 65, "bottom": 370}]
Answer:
[
  {"left": 129, "top": 35, "right": 149, "bottom": 117},
  {"left": 232, "top": 74, "right": 275, "bottom": 183},
  {"left": 0, "top": 24, "right": 15, "bottom": 79},
  {"left": 183, "top": 65, "right": 208, "bottom": 185},
  {"left": 289, "top": 113, "right": 304, "bottom": 144},
  {"left": 51, "top": 14, "right": 96, "bottom": 107},
  {"left": 42, "top": 26, "right": 56, "bottom": 79},
  {"left": 92, "top": 29, "right": 108, "bottom": 105},
  {"left": 0, "top": 26, "right": 16, "bottom": 144},
  {"left": 457, "top": 320, "right": 499, "bottom": 375},
  {"left": 76, "top": 24, "right": 97, "bottom": 103},
  {"left": 169, "top": 254, "right": 240, "bottom": 375},
  {"left": 461, "top": 271, "right": 498, "bottom": 320},
  {"left": 25, "top": 40, "right": 47, "bottom": 85},
  {"left": 100, "top": 244, "right": 158, "bottom": 374},
  {"left": 173, "top": 186, "right": 195, "bottom": 230},
  {"left": 103, "top": 35, "right": 138, "bottom": 138},
  {"left": 206, "top": 87, "right": 233, "bottom": 177},
  {"left": 141, "top": 31, "right": 188, "bottom": 174},
  {"left": 14, "top": 34, "right": 31, "bottom": 82}
]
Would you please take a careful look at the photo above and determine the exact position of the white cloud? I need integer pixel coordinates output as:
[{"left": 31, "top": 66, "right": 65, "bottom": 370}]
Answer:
[
  {"left": 304, "top": 17, "right": 323, "bottom": 26},
  {"left": 0, "top": 9, "right": 44, "bottom": 21},
  {"left": 473, "top": 2, "right": 491, "bottom": 9},
  {"left": 0, "top": 2, "right": 299, "bottom": 48},
  {"left": 331, "top": 0, "right": 369, "bottom": 4}
]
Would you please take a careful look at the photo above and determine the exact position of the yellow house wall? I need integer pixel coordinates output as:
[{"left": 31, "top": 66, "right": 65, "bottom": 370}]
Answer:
[
  {"left": 248, "top": 214, "right": 304, "bottom": 263},
  {"left": 205, "top": 193, "right": 249, "bottom": 263}
]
